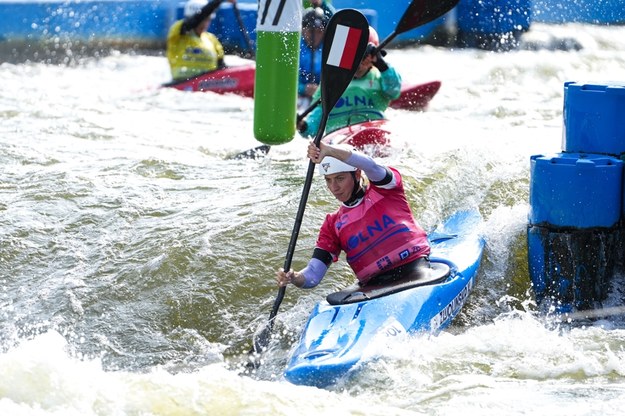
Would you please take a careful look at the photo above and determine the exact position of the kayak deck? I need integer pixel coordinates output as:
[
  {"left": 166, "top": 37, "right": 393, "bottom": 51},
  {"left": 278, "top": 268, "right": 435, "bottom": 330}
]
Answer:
[{"left": 326, "top": 261, "right": 451, "bottom": 305}]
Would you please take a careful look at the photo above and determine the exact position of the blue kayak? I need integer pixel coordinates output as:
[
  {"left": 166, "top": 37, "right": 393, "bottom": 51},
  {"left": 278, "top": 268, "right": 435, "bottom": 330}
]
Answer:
[{"left": 283, "top": 209, "right": 485, "bottom": 388}]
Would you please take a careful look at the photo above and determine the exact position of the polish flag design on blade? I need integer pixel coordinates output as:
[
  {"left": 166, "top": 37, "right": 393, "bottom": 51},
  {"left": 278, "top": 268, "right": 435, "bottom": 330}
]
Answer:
[{"left": 327, "top": 24, "right": 362, "bottom": 69}]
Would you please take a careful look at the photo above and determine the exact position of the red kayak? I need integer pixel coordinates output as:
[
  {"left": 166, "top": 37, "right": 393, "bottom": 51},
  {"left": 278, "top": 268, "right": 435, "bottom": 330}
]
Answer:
[
  {"left": 162, "top": 63, "right": 256, "bottom": 97},
  {"left": 322, "top": 119, "right": 392, "bottom": 158},
  {"left": 162, "top": 63, "right": 440, "bottom": 111},
  {"left": 391, "top": 81, "right": 441, "bottom": 111}
]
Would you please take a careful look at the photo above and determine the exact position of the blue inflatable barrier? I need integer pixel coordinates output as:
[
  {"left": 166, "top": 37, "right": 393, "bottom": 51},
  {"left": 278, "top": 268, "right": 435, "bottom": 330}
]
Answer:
[
  {"left": 0, "top": 0, "right": 172, "bottom": 44},
  {"left": 532, "top": 0, "right": 625, "bottom": 24},
  {"left": 527, "top": 152, "right": 623, "bottom": 312},
  {"left": 529, "top": 153, "right": 623, "bottom": 228},
  {"left": 563, "top": 82, "right": 625, "bottom": 157},
  {"left": 455, "top": 0, "right": 531, "bottom": 51},
  {"left": 528, "top": 82, "right": 625, "bottom": 313}
]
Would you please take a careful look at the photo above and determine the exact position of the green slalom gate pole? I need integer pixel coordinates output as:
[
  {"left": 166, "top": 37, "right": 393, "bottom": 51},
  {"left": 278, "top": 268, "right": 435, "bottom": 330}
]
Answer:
[{"left": 253, "top": 0, "right": 302, "bottom": 145}]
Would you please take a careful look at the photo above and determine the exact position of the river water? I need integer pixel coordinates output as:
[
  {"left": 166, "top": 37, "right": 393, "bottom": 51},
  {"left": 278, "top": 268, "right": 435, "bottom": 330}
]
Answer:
[{"left": 1, "top": 22, "right": 625, "bottom": 415}]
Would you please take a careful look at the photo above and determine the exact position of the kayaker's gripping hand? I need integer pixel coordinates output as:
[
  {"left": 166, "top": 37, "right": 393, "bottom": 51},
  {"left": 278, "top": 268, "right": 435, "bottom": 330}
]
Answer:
[
  {"left": 308, "top": 141, "right": 352, "bottom": 164},
  {"left": 365, "top": 43, "right": 389, "bottom": 72},
  {"left": 372, "top": 49, "right": 389, "bottom": 72},
  {"left": 276, "top": 268, "right": 304, "bottom": 288},
  {"left": 297, "top": 119, "right": 308, "bottom": 135},
  {"left": 307, "top": 140, "right": 325, "bottom": 164}
]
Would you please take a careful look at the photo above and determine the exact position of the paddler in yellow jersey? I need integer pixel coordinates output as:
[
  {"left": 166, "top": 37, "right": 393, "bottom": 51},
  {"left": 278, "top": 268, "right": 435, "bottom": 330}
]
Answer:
[{"left": 167, "top": 0, "right": 237, "bottom": 81}]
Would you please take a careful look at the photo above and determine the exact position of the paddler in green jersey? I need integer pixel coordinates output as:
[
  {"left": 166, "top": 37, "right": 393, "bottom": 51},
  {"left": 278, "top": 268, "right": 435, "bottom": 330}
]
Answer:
[
  {"left": 297, "top": 27, "right": 402, "bottom": 137},
  {"left": 166, "top": 0, "right": 237, "bottom": 81}
]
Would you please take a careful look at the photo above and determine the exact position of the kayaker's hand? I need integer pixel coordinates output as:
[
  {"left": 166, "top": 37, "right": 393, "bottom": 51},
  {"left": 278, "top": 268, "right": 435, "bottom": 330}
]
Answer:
[
  {"left": 297, "top": 119, "right": 308, "bottom": 135},
  {"left": 372, "top": 49, "right": 389, "bottom": 72},
  {"left": 307, "top": 140, "right": 325, "bottom": 163},
  {"left": 309, "top": 141, "right": 353, "bottom": 164},
  {"left": 359, "top": 53, "right": 374, "bottom": 74},
  {"left": 364, "top": 43, "right": 387, "bottom": 72},
  {"left": 276, "top": 268, "right": 303, "bottom": 287}
]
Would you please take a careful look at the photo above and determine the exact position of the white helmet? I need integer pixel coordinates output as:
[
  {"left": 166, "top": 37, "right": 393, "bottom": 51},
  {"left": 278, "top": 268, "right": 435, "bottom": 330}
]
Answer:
[
  {"left": 318, "top": 156, "right": 357, "bottom": 176},
  {"left": 184, "top": 0, "right": 205, "bottom": 17}
]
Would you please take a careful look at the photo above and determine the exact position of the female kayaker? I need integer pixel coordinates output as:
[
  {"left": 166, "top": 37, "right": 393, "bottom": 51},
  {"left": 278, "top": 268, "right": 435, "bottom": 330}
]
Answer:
[
  {"left": 297, "top": 27, "right": 402, "bottom": 137},
  {"left": 276, "top": 141, "right": 431, "bottom": 289},
  {"left": 166, "top": 0, "right": 237, "bottom": 81}
]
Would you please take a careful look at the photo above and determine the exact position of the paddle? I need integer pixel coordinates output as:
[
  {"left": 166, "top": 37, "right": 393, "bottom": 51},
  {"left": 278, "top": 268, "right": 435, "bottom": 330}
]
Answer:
[
  {"left": 233, "top": 2, "right": 255, "bottom": 58},
  {"left": 297, "top": 0, "right": 460, "bottom": 120},
  {"left": 248, "top": 9, "right": 370, "bottom": 361},
  {"left": 377, "top": 0, "right": 460, "bottom": 50},
  {"left": 234, "top": 0, "right": 460, "bottom": 159}
]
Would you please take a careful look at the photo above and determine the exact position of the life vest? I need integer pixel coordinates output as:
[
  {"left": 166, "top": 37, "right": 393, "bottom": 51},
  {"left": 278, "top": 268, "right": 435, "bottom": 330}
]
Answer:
[
  {"left": 316, "top": 168, "right": 430, "bottom": 283},
  {"left": 166, "top": 19, "right": 224, "bottom": 81}
]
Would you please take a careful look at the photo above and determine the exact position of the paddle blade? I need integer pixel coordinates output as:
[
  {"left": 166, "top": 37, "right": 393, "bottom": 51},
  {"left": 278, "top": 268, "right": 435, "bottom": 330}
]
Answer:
[
  {"left": 397, "top": 0, "right": 460, "bottom": 35},
  {"left": 252, "top": 323, "right": 272, "bottom": 355},
  {"left": 320, "top": 9, "right": 370, "bottom": 122}
]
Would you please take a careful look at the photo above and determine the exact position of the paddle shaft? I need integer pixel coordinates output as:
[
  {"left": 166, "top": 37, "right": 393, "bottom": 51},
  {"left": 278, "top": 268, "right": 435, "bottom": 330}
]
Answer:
[
  {"left": 233, "top": 2, "right": 255, "bottom": 57},
  {"left": 257, "top": 104, "right": 329, "bottom": 340},
  {"left": 297, "top": 97, "right": 321, "bottom": 123}
]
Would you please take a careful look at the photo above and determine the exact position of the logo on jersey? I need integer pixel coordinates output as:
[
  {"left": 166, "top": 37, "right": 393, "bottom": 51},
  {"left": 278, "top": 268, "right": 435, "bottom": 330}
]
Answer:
[
  {"left": 336, "top": 214, "right": 349, "bottom": 231},
  {"left": 346, "top": 214, "right": 397, "bottom": 250},
  {"left": 335, "top": 95, "right": 375, "bottom": 109}
]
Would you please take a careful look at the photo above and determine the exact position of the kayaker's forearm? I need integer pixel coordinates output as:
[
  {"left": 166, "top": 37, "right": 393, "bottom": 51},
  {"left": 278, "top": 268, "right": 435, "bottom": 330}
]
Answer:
[
  {"left": 345, "top": 151, "right": 388, "bottom": 183},
  {"left": 181, "top": 0, "right": 224, "bottom": 33},
  {"left": 299, "top": 258, "right": 328, "bottom": 288}
]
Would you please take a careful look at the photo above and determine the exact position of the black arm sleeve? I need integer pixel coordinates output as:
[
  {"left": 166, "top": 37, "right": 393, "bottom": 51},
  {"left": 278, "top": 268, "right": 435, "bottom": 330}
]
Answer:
[
  {"left": 181, "top": 0, "right": 224, "bottom": 34},
  {"left": 312, "top": 248, "right": 333, "bottom": 266},
  {"left": 370, "top": 167, "right": 393, "bottom": 187}
]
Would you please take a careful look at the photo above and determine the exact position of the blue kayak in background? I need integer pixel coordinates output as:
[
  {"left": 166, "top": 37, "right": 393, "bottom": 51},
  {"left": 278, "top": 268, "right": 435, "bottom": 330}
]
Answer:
[{"left": 284, "top": 209, "right": 486, "bottom": 388}]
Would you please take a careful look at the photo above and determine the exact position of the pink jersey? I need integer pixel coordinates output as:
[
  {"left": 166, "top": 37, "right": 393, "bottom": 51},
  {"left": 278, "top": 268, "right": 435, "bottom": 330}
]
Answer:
[{"left": 316, "top": 167, "right": 430, "bottom": 284}]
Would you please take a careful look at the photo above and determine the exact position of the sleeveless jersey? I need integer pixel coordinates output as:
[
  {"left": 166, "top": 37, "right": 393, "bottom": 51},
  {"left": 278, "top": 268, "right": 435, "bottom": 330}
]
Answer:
[
  {"left": 166, "top": 20, "right": 224, "bottom": 81},
  {"left": 315, "top": 168, "right": 430, "bottom": 283}
]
